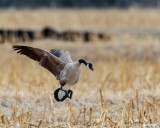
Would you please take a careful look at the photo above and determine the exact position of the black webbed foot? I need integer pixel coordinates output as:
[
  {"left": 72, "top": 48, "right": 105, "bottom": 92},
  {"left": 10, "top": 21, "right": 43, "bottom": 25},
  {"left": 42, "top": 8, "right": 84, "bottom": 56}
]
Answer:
[
  {"left": 68, "top": 90, "right": 73, "bottom": 99},
  {"left": 54, "top": 88, "right": 68, "bottom": 102},
  {"left": 54, "top": 88, "right": 73, "bottom": 102}
]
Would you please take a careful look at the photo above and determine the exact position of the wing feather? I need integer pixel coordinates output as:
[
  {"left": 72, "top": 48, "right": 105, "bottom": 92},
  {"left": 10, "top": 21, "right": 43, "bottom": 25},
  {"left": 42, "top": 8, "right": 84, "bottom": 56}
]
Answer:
[
  {"left": 50, "top": 49, "right": 73, "bottom": 64},
  {"left": 13, "top": 45, "right": 66, "bottom": 80}
]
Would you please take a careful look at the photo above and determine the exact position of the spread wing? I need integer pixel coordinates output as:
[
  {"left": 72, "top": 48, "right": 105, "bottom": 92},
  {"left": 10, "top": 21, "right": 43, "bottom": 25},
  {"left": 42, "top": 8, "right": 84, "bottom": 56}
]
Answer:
[
  {"left": 50, "top": 49, "right": 73, "bottom": 64},
  {"left": 13, "top": 45, "right": 66, "bottom": 80}
]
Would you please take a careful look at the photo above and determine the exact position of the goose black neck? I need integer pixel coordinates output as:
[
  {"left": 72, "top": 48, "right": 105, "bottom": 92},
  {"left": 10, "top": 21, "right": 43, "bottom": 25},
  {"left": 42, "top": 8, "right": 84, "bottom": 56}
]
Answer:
[{"left": 79, "top": 59, "right": 88, "bottom": 66}]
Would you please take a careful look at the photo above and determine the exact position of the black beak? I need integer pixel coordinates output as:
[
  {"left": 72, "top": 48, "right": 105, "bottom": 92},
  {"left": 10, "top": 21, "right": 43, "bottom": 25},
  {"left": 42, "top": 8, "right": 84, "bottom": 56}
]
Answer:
[{"left": 90, "top": 67, "right": 94, "bottom": 71}]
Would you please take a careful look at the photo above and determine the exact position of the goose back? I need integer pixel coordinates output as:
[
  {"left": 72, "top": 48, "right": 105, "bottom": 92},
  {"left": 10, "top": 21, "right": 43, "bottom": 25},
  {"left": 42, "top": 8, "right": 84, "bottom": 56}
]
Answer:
[{"left": 50, "top": 49, "right": 73, "bottom": 64}]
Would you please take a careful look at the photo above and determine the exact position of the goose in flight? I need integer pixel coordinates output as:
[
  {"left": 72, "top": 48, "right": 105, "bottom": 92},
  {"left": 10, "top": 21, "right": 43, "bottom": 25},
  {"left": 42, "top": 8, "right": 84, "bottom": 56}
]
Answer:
[{"left": 12, "top": 45, "right": 94, "bottom": 102}]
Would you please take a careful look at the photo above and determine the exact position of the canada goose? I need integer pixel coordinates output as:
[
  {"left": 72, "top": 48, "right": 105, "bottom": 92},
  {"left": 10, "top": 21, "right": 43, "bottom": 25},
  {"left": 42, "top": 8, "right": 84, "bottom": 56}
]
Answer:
[{"left": 12, "top": 45, "right": 94, "bottom": 102}]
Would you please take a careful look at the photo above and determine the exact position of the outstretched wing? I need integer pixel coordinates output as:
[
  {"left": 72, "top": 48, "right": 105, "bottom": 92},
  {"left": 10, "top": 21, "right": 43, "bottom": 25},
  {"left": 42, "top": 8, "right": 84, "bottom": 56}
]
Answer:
[
  {"left": 50, "top": 49, "right": 73, "bottom": 64},
  {"left": 13, "top": 45, "right": 66, "bottom": 80}
]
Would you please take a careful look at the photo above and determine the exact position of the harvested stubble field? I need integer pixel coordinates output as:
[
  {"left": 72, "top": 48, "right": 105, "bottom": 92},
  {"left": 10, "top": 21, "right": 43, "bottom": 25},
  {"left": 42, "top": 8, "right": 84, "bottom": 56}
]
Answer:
[{"left": 0, "top": 9, "right": 160, "bottom": 127}]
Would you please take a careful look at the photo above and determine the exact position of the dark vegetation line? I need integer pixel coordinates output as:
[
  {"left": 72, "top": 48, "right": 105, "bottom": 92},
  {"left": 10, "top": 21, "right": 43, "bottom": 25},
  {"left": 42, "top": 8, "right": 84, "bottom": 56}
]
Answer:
[
  {"left": 0, "top": 0, "right": 159, "bottom": 8},
  {"left": 0, "top": 27, "right": 110, "bottom": 43}
]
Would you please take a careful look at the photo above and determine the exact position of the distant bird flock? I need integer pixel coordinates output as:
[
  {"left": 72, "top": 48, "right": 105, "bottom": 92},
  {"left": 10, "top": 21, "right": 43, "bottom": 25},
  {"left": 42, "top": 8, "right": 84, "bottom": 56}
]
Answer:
[{"left": 0, "top": 27, "right": 110, "bottom": 43}]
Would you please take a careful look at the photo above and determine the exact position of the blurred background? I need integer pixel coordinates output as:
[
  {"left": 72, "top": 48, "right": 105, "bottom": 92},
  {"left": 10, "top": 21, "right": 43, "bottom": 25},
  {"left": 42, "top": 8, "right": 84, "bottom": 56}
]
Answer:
[
  {"left": 0, "top": 0, "right": 160, "bottom": 127},
  {"left": 1, "top": 0, "right": 160, "bottom": 8}
]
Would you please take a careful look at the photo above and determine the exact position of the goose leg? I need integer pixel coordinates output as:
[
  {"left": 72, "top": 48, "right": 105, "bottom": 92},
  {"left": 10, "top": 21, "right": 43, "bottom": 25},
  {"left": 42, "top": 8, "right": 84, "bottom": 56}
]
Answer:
[{"left": 68, "top": 90, "right": 73, "bottom": 99}]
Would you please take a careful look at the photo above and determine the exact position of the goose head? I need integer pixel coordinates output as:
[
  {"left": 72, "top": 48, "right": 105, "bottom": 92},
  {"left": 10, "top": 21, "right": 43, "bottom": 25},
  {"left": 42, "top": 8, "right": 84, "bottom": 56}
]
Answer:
[
  {"left": 79, "top": 59, "right": 94, "bottom": 71},
  {"left": 87, "top": 63, "right": 94, "bottom": 71}
]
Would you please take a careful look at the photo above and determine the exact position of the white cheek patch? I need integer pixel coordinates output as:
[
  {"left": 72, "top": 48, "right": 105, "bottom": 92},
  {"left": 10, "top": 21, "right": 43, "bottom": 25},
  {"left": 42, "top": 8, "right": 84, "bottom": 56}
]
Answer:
[{"left": 87, "top": 63, "right": 89, "bottom": 67}]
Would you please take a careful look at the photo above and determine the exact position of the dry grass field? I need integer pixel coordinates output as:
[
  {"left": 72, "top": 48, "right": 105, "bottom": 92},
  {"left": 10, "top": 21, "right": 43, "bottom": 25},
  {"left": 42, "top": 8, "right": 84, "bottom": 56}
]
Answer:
[{"left": 0, "top": 9, "right": 160, "bottom": 127}]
